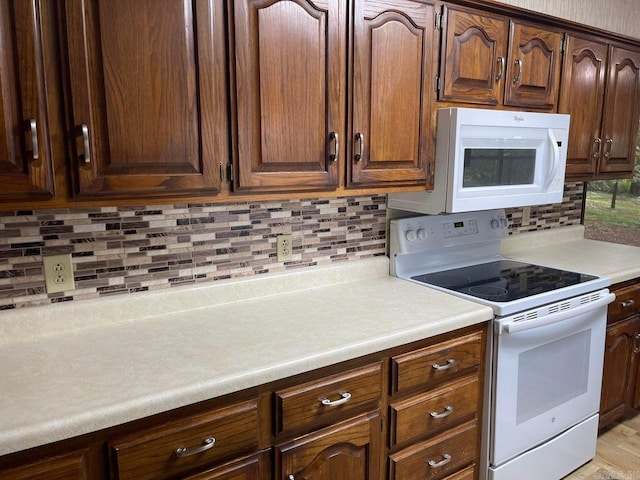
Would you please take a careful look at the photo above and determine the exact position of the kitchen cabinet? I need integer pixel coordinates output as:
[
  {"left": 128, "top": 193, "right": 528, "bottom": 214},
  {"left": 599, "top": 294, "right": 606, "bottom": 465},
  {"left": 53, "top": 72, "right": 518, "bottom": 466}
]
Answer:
[
  {"left": 276, "top": 412, "right": 382, "bottom": 480},
  {"left": 0, "top": 0, "right": 55, "bottom": 201},
  {"left": 63, "top": 0, "right": 228, "bottom": 198},
  {"left": 560, "top": 36, "right": 640, "bottom": 180},
  {"left": 438, "top": 5, "right": 563, "bottom": 110},
  {"left": 0, "top": 450, "right": 90, "bottom": 480},
  {"left": 599, "top": 279, "right": 640, "bottom": 430},
  {"left": 388, "top": 330, "right": 485, "bottom": 479},
  {"left": 231, "top": 0, "right": 435, "bottom": 193}
]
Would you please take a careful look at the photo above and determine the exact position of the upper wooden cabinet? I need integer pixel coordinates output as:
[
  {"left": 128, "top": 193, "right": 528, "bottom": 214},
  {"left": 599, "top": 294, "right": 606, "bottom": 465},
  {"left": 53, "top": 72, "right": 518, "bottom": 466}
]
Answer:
[
  {"left": 63, "top": 0, "right": 228, "bottom": 198},
  {"left": 439, "top": 6, "right": 563, "bottom": 110},
  {"left": 231, "top": 0, "right": 435, "bottom": 193},
  {"left": 560, "top": 36, "right": 640, "bottom": 179},
  {"left": 0, "top": 0, "right": 55, "bottom": 201},
  {"left": 349, "top": 0, "right": 435, "bottom": 187}
]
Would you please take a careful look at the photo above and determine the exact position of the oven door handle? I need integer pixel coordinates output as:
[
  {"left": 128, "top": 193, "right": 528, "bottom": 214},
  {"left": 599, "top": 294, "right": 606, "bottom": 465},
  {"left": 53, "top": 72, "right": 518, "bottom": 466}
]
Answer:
[{"left": 502, "top": 293, "right": 615, "bottom": 334}]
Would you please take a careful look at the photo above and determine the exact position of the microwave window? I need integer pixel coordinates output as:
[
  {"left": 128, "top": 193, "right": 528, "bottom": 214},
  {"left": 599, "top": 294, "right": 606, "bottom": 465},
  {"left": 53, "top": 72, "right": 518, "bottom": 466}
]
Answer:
[{"left": 463, "top": 149, "right": 536, "bottom": 187}]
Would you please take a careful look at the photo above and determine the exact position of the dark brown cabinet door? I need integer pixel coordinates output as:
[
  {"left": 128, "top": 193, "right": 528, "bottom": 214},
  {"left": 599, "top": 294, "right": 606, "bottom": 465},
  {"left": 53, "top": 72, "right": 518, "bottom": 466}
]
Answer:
[
  {"left": 599, "top": 46, "right": 640, "bottom": 176},
  {"left": 0, "top": 0, "right": 54, "bottom": 201},
  {"left": 503, "top": 21, "right": 563, "bottom": 109},
  {"left": 0, "top": 450, "right": 90, "bottom": 480},
  {"left": 232, "top": 0, "right": 344, "bottom": 192},
  {"left": 558, "top": 36, "right": 608, "bottom": 177},
  {"left": 438, "top": 6, "right": 509, "bottom": 105},
  {"left": 276, "top": 412, "right": 381, "bottom": 480},
  {"left": 600, "top": 317, "right": 638, "bottom": 424},
  {"left": 64, "top": 0, "right": 227, "bottom": 197},
  {"left": 349, "top": 0, "right": 435, "bottom": 187}
]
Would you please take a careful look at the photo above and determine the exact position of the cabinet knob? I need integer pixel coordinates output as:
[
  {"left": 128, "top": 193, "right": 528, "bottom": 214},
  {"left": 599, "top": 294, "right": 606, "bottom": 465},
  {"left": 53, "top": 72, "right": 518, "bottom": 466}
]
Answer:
[
  {"left": 28, "top": 119, "right": 39, "bottom": 161},
  {"left": 496, "top": 56, "right": 505, "bottom": 81},
  {"left": 593, "top": 137, "right": 601, "bottom": 159},
  {"left": 287, "top": 475, "right": 295, "bottom": 480},
  {"left": 320, "top": 392, "right": 352, "bottom": 407},
  {"left": 328, "top": 132, "right": 339, "bottom": 162},
  {"left": 604, "top": 137, "right": 613, "bottom": 158},
  {"left": 427, "top": 453, "right": 452, "bottom": 468},
  {"left": 430, "top": 405, "right": 454, "bottom": 418},
  {"left": 432, "top": 359, "right": 456, "bottom": 371},
  {"left": 621, "top": 299, "right": 636, "bottom": 308},
  {"left": 513, "top": 58, "right": 523, "bottom": 84},
  {"left": 354, "top": 132, "right": 364, "bottom": 163}
]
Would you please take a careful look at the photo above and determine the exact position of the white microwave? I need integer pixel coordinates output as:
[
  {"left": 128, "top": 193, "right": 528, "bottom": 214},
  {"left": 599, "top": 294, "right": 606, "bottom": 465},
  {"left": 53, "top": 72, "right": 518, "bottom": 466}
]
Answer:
[{"left": 388, "top": 108, "right": 570, "bottom": 214}]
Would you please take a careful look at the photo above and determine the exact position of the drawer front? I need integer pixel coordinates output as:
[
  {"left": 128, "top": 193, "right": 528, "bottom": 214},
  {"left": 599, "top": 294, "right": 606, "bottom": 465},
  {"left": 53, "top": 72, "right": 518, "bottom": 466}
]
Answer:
[
  {"left": 275, "top": 361, "right": 383, "bottom": 434},
  {"left": 389, "top": 420, "right": 477, "bottom": 480},
  {"left": 110, "top": 398, "right": 260, "bottom": 480},
  {"left": 609, "top": 282, "right": 640, "bottom": 322},
  {"left": 0, "top": 450, "right": 89, "bottom": 480},
  {"left": 390, "top": 375, "right": 479, "bottom": 447},
  {"left": 391, "top": 332, "right": 483, "bottom": 394},
  {"left": 441, "top": 465, "right": 475, "bottom": 480}
]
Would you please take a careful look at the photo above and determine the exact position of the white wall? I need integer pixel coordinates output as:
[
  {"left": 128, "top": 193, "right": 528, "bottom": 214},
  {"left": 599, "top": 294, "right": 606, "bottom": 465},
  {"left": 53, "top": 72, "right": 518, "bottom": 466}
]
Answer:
[{"left": 492, "top": 0, "right": 640, "bottom": 40}]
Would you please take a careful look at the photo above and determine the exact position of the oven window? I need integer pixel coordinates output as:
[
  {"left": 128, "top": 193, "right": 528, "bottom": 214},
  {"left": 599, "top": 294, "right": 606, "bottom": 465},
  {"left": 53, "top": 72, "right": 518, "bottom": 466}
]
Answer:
[
  {"left": 463, "top": 148, "right": 536, "bottom": 187},
  {"left": 516, "top": 330, "right": 591, "bottom": 424}
]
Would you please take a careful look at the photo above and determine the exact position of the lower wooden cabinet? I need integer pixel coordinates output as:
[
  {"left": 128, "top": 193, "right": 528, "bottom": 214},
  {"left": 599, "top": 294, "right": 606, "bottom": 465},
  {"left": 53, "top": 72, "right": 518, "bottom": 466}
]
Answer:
[
  {"left": 0, "top": 324, "right": 488, "bottom": 480},
  {"left": 276, "top": 412, "right": 382, "bottom": 480},
  {"left": 0, "top": 450, "right": 90, "bottom": 480},
  {"left": 599, "top": 279, "right": 640, "bottom": 430}
]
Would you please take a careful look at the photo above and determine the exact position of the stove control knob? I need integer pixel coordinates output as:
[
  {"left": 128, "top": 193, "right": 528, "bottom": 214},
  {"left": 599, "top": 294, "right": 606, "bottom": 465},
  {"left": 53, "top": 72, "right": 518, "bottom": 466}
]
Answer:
[
  {"left": 417, "top": 228, "right": 427, "bottom": 240},
  {"left": 500, "top": 217, "right": 508, "bottom": 228},
  {"left": 405, "top": 229, "right": 417, "bottom": 241},
  {"left": 491, "top": 219, "right": 500, "bottom": 229}
]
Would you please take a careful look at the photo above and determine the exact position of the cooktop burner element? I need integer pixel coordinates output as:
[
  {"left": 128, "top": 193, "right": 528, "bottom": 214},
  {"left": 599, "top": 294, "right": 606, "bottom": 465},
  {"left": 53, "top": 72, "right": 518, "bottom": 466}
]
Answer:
[{"left": 411, "top": 260, "right": 599, "bottom": 303}]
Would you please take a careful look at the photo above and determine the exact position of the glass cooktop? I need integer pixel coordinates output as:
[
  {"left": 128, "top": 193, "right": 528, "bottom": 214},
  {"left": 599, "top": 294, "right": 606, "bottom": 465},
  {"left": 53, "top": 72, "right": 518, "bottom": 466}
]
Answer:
[{"left": 411, "top": 260, "right": 599, "bottom": 303}]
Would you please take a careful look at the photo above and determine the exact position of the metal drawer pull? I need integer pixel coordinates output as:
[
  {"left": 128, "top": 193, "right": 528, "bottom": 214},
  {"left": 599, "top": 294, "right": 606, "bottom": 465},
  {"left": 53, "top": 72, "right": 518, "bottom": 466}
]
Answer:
[
  {"left": 427, "top": 453, "right": 451, "bottom": 468},
  {"left": 320, "top": 392, "right": 351, "bottom": 407},
  {"left": 329, "top": 132, "right": 339, "bottom": 162},
  {"left": 430, "top": 405, "right": 454, "bottom": 418},
  {"left": 354, "top": 132, "right": 364, "bottom": 162},
  {"left": 287, "top": 475, "right": 295, "bottom": 480},
  {"left": 604, "top": 137, "right": 613, "bottom": 158},
  {"left": 621, "top": 299, "right": 636, "bottom": 308},
  {"left": 593, "top": 137, "right": 601, "bottom": 158},
  {"left": 29, "top": 119, "right": 39, "bottom": 160},
  {"left": 513, "top": 58, "right": 523, "bottom": 84},
  {"left": 80, "top": 124, "right": 91, "bottom": 163},
  {"left": 432, "top": 359, "right": 456, "bottom": 371},
  {"left": 496, "top": 56, "right": 505, "bottom": 81},
  {"left": 174, "top": 437, "right": 215, "bottom": 457}
]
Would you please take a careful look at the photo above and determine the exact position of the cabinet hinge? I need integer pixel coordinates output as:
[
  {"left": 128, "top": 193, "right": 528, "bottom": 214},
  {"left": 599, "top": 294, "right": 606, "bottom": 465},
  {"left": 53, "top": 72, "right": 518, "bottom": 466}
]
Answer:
[
  {"left": 435, "top": 76, "right": 441, "bottom": 92},
  {"left": 435, "top": 12, "right": 443, "bottom": 30}
]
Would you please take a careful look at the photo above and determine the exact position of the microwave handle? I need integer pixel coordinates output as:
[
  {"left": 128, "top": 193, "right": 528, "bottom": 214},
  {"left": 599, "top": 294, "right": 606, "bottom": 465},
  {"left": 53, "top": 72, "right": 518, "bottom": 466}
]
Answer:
[{"left": 543, "top": 129, "right": 560, "bottom": 190}]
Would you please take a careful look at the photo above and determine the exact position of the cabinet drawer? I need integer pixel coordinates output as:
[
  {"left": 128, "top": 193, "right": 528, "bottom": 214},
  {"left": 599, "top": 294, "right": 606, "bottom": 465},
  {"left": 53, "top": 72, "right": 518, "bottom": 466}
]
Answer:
[
  {"left": 0, "top": 450, "right": 90, "bottom": 480},
  {"left": 110, "top": 398, "right": 260, "bottom": 480},
  {"left": 391, "top": 332, "right": 483, "bottom": 394},
  {"left": 609, "top": 282, "right": 640, "bottom": 322},
  {"left": 275, "top": 361, "right": 383, "bottom": 434},
  {"left": 390, "top": 375, "right": 479, "bottom": 447},
  {"left": 389, "top": 420, "right": 477, "bottom": 480},
  {"left": 441, "top": 465, "right": 475, "bottom": 480}
]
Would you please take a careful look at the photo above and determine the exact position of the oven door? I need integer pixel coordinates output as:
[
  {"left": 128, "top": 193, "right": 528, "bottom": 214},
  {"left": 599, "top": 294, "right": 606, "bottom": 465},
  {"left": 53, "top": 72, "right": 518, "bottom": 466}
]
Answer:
[{"left": 490, "top": 290, "right": 613, "bottom": 467}]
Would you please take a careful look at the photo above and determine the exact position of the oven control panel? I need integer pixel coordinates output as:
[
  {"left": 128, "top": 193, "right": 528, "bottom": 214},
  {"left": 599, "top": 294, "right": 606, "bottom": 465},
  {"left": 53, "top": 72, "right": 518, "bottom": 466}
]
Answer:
[{"left": 390, "top": 209, "right": 509, "bottom": 255}]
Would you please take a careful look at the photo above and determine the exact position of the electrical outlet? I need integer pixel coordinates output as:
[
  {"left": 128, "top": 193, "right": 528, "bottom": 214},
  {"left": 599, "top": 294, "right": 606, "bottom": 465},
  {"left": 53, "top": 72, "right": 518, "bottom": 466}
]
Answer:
[
  {"left": 522, "top": 206, "right": 531, "bottom": 225},
  {"left": 276, "top": 234, "right": 293, "bottom": 261},
  {"left": 43, "top": 254, "right": 75, "bottom": 294}
]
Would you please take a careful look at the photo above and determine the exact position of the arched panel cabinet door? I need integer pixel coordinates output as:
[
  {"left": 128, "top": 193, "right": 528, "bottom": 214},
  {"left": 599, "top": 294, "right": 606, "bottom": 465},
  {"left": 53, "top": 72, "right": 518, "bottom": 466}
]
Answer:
[
  {"left": 0, "top": 0, "right": 54, "bottom": 201},
  {"left": 64, "top": 0, "right": 227, "bottom": 198},
  {"left": 232, "top": 0, "right": 345, "bottom": 193},
  {"left": 349, "top": 0, "right": 436, "bottom": 188},
  {"left": 438, "top": 5, "right": 509, "bottom": 105}
]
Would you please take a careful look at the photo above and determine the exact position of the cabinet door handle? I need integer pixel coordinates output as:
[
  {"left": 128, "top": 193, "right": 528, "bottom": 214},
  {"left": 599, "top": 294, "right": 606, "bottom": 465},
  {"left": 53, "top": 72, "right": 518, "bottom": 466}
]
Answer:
[
  {"left": 28, "top": 119, "right": 39, "bottom": 160},
  {"left": 496, "top": 56, "right": 505, "bottom": 81},
  {"left": 174, "top": 437, "right": 215, "bottom": 457},
  {"left": 593, "top": 137, "right": 601, "bottom": 159},
  {"left": 354, "top": 132, "right": 364, "bottom": 162},
  {"left": 329, "top": 132, "right": 339, "bottom": 162},
  {"left": 513, "top": 58, "right": 523, "bottom": 84},
  {"left": 430, "top": 405, "right": 454, "bottom": 418},
  {"left": 320, "top": 392, "right": 351, "bottom": 407},
  {"left": 432, "top": 359, "right": 456, "bottom": 371},
  {"left": 621, "top": 299, "right": 636, "bottom": 308},
  {"left": 427, "top": 453, "right": 451, "bottom": 468},
  {"left": 80, "top": 124, "right": 91, "bottom": 163},
  {"left": 287, "top": 475, "right": 295, "bottom": 480},
  {"left": 604, "top": 137, "right": 613, "bottom": 158}
]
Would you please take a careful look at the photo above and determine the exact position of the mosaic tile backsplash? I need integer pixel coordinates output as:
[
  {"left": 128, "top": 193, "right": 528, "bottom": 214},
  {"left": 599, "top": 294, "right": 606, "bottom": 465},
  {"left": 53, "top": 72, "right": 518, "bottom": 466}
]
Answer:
[{"left": 0, "top": 183, "right": 583, "bottom": 310}]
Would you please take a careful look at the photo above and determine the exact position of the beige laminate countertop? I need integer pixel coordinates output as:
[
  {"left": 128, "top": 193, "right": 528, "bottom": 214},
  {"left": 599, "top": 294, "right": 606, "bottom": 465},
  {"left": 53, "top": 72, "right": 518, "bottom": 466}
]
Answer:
[{"left": 0, "top": 256, "right": 493, "bottom": 456}]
